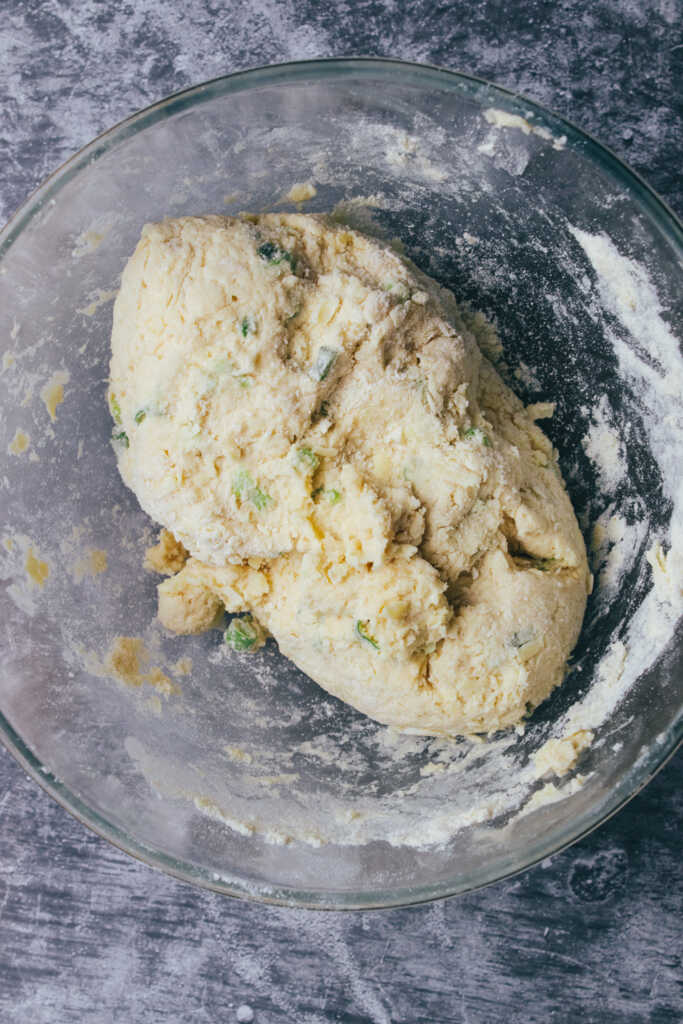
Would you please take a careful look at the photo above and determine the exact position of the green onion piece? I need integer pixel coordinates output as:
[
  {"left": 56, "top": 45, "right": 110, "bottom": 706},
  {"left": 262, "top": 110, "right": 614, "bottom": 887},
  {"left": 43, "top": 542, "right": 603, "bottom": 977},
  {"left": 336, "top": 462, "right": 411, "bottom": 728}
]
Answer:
[
  {"left": 463, "top": 427, "right": 491, "bottom": 447},
  {"left": 296, "top": 447, "right": 320, "bottom": 473},
  {"left": 134, "top": 409, "right": 146, "bottom": 424},
  {"left": 310, "top": 346, "right": 338, "bottom": 382},
  {"left": 533, "top": 558, "right": 556, "bottom": 571},
  {"left": 311, "top": 487, "right": 341, "bottom": 504},
  {"left": 225, "top": 615, "right": 260, "bottom": 652},
  {"left": 234, "top": 374, "right": 252, "bottom": 389},
  {"left": 250, "top": 486, "right": 273, "bottom": 511},
  {"left": 109, "top": 394, "right": 122, "bottom": 425},
  {"left": 257, "top": 241, "right": 297, "bottom": 269},
  {"left": 355, "top": 619, "right": 380, "bottom": 651},
  {"left": 241, "top": 315, "right": 256, "bottom": 337},
  {"left": 112, "top": 430, "right": 129, "bottom": 449},
  {"left": 232, "top": 469, "right": 272, "bottom": 510},
  {"left": 232, "top": 469, "right": 252, "bottom": 497}
]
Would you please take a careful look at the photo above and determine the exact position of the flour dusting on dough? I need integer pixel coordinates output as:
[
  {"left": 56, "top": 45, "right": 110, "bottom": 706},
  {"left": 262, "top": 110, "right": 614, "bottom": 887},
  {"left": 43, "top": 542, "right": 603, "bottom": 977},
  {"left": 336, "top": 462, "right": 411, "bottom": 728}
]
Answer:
[{"left": 646, "top": 542, "right": 683, "bottom": 607}]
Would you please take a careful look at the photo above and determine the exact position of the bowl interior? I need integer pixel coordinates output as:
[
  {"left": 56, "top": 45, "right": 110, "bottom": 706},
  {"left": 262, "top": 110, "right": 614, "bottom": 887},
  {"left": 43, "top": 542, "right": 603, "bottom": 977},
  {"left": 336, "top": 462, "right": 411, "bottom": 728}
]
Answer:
[{"left": 0, "top": 61, "right": 681, "bottom": 908}]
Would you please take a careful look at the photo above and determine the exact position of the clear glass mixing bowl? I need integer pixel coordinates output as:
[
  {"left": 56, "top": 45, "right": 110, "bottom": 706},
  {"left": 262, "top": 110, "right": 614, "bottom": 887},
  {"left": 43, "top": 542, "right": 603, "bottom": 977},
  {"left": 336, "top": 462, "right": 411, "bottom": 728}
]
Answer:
[{"left": 1, "top": 59, "right": 681, "bottom": 909}]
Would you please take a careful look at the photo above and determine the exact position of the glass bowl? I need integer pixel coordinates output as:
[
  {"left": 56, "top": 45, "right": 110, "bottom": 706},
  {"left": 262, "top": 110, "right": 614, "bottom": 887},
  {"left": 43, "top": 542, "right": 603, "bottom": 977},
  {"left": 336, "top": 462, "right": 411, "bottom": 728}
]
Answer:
[{"left": 0, "top": 59, "right": 681, "bottom": 910}]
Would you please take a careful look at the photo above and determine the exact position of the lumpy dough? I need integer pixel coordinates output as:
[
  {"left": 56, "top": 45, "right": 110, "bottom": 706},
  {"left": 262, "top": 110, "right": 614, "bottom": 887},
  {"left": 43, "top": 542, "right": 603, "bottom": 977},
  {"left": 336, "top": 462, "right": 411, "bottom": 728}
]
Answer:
[{"left": 109, "top": 214, "right": 589, "bottom": 735}]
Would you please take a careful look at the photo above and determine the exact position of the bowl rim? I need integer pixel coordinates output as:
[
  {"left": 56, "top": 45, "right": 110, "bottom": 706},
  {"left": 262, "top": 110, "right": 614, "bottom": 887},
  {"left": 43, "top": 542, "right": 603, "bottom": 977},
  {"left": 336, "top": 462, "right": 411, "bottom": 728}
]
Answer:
[{"left": 1, "top": 56, "right": 681, "bottom": 911}]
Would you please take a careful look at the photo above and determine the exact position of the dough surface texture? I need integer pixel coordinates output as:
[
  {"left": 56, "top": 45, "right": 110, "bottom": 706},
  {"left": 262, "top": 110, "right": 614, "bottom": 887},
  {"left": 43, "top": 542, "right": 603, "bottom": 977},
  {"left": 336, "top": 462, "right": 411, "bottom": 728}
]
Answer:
[{"left": 109, "top": 214, "right": 589, "bottom": 735}]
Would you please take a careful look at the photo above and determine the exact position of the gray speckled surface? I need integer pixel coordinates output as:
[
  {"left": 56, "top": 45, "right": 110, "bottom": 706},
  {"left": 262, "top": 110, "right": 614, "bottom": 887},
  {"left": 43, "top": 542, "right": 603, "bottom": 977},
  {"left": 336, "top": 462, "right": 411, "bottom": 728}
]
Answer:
[{"left": 1, "top": 2, "right": 682, "bottom": 1021}]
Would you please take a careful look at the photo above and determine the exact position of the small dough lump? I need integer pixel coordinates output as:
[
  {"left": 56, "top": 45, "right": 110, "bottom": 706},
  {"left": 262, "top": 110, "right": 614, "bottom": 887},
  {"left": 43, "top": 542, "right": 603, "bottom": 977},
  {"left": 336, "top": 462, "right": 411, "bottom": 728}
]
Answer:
[{"left": 109, "top": 214, "right": 589, "bottom": 735}]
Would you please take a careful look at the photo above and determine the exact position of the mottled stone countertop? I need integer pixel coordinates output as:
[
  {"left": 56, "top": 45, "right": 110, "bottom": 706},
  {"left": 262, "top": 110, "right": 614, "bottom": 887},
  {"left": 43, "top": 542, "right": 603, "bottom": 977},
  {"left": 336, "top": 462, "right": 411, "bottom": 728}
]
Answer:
[{"left": 1, "top": 2, "right": 681, "bottom": 1022}]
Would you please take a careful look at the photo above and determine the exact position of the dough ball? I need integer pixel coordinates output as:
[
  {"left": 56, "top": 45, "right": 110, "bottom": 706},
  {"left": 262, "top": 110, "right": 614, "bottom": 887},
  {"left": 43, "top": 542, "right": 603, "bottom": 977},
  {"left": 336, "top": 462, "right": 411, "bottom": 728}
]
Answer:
[{"left": 109, "top": 213, "right": 589, "bottom": 735}]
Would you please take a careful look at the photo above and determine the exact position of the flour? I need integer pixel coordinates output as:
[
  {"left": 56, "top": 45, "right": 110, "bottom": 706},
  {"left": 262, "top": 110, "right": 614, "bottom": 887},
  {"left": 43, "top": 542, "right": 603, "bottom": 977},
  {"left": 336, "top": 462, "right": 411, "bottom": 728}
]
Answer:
[
  {"left": 570, "top": 224, "right": 683, "bottom": 594},
  {"left": 536, "top": 227, "right": 683, "bottom": 757},
  {"left": 564, "top": 641, "right": 628, "bottom": 736},
  {"left": 522, "top": 775, "right": 587, "bottom": 813},
  {"left": 646, "top": 542, "right": 683, "bottom": 606},
  {"left": 376, "top": 126, "right": 447, "bottom": 182},
  {"left": 581, "top": 395, "right": 628, "bottom": 494},
  {"left": 590, "top": 508, "right": 647, "bottom": 600},
  {"left": 533, "top": 730, "right": 594, "bottom": 778}
]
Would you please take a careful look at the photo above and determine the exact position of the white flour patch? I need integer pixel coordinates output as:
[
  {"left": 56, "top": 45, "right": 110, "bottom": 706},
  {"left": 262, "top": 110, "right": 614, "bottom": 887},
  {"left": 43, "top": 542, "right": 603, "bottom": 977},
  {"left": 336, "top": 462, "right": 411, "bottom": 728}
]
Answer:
[
  {"left": 646, "top": 542, "right": 683, "bottom": 607},
  {"left": 570, "top": 225, "right": 683, "bottom": 573},
  {"left": 590, "top": 508, "right": 647, "bottom": 600},
  {"left": 581, "top": 394, "right": 628, "bottom": 494},
  {"left": 548, "top": 227, "right": 683, "bottom": 748}
]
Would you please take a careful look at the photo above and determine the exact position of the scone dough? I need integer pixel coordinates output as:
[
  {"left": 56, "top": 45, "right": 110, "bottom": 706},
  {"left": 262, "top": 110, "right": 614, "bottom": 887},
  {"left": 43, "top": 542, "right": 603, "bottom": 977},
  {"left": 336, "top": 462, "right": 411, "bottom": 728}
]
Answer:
[{"left": 109, "top": 214, "right": 589, "bottom": 735}]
